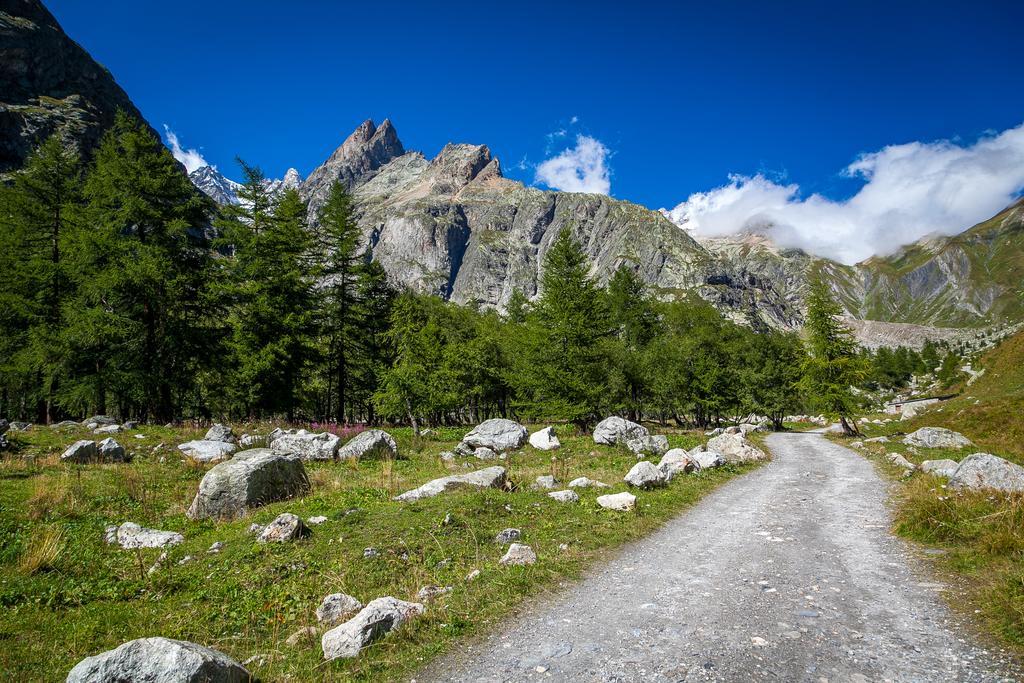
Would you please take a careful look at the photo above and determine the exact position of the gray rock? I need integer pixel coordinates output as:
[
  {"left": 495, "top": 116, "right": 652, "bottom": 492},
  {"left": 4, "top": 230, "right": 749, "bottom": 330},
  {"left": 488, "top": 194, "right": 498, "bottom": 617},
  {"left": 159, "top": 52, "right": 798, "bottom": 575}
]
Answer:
[
  {"left": 177, "top": 440, "right": 237, "bottom": 463},
  {"left": 596, "top": 492, "right": 636, "bottom": 511},
  {"left": 657, "top": 449, "right": 695, "bottom": 478},
  {"left": 473, "top": 446, "right": 498, "bottom": 460},
  {"left": 66, "top": 637, "right": 251, "bottom": 683},
  {"left": 270, "top": 429, "right": 340, "bottom": 460},
  {"left": 949, "top": 453, "right": 1024, "bottom": 493},
  {"left": 461, "top": 418, "right": 528, "bottom": 453},
  {"left": 97, "top": 437, "right": 128, "bottom": 462},
  {"left": 624, "top": 461, "right": 668, "bottom": 489},
  {"left": 9, "top": 421, "right": 32, "bottom": 431},
  {"left": 316, "top": 593, "right": 364, "bottom": 627},
  {"left": 51, "top": 420, "right": 79, "bottom": 429},
  {"left": 593, "top": 416, "right": 648, "bottom": 446},
  {"left": 690, "top": 449, "right": 726, "bottom": 469},
  {"left": 864, "top": 436, "right": 890, "bottom": 444},
  {"left": 417, "top": 585, "right": 453, "bottom": 601},
  {"left": 547, "top": 489, "right": 579, "bottom": 503},
  {"left": 307, "top": 515, "right": 328, "bottom": 525},
  {"left": 625, "top": 434, "right": 670, "bottom": 456},
  {"left": 920, "top": 459, "right": 960, "bottom": 478},
  {"left": 706, "top": 432, "right": 768, "bottom": 463},
  {"left": 93, "top": 424, "right": 121, "bottom": 435},
  {"left": 499, "top": 543, "right": 537, "bottom": 566},
  {"left": 321, "top": 596, "right": 424, "bottom": 660},
  {"left": 495, "top": 528, "right": 522, "bottom": 544},
  {"left": 60, "top": 440, "right": 97, "bottom": 463},
  {"left": 86, "top": 415, "right": 119, "bottom": 426},
  {"left": 568, "top": 476, "right": 609, "bottom": 489},
  {"left": 529, "top": 426, "right": 561, "bottom": 451},
  {"left": 187, "top": 449, "right": 311, "bottom": 520},
  {"left": 886, "top": 452, "right": 916, "bottom": 470},
  {"left": 337, "top": 429, "right": 398, "bottom": 460},
  {"left": 106, "top": 522, "right": 184, "bottom": 549},
  {"left": 204, "top": 423, "right": 235, "bottom": 444},
  {"left": 257, "top": 512, "right": 310, "bottom": 543},
  {"left": 393, "top": 466, "right": 507, "bottom": 502},
  {"left": 534, "top": 475, "right": 558, "bottom": 490},
  {"left": 903, "top": 427, "right": 972, "bottom": 449}
]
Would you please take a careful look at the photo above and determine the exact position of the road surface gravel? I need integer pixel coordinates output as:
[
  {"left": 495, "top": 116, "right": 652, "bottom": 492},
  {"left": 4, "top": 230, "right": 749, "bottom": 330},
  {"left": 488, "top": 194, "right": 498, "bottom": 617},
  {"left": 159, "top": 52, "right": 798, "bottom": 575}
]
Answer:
[{"left": 420, "top": 432, "right": 1020, "bottom": 682}]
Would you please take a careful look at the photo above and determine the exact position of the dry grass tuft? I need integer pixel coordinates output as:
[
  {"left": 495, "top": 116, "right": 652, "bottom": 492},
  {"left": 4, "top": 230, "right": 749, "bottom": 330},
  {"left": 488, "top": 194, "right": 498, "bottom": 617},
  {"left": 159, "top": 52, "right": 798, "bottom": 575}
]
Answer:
[
  {"left": 26, "top": 473, "right": 83, "bottom": 520},
  {"left": 19, "top": 525, "right": 65, "bottom": 575}
]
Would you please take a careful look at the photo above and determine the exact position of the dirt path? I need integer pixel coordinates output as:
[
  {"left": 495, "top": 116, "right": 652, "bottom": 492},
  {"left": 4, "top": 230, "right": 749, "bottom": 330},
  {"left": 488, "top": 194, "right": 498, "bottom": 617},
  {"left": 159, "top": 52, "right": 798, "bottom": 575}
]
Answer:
[{"left": 420, "top": 432, "right": 1019, "bottom": 682}]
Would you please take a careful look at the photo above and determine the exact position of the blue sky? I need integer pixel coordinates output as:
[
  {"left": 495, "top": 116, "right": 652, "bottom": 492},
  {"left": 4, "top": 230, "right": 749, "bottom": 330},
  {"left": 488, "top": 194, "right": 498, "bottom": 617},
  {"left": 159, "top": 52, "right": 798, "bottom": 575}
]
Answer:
[{"left": 47, "top": 0, "right": 1024, "bottom": 261}]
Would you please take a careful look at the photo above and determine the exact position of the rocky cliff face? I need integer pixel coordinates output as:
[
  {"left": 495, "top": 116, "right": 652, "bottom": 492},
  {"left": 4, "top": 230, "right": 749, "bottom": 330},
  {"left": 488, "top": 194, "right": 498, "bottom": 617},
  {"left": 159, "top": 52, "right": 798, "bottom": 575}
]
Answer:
[{"left": 0, "top": 0, "right": 155, "bottom": 174}]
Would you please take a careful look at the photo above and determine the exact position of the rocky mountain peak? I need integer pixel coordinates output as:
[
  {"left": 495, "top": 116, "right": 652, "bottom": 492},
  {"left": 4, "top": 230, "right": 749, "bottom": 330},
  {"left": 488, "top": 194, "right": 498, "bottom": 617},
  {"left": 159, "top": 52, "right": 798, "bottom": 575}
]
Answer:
[
  {"left": 427, "top": 143, "right": 496, "bottom": 195},
  {"left": 300, "top": 118, "right": 406, "bottom": 218},
  {"left": 189, "top": 165, "right": 241, "bottom": 205}
]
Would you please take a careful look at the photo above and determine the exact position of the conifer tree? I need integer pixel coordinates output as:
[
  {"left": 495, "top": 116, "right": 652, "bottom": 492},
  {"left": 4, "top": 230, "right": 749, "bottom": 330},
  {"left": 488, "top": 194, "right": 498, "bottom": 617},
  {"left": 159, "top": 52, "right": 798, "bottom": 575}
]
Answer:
[
  {"left": 68, "top": 113, "right": 211, "bottom": 420},
  {"left": 799, "top": 280, "right": 867, "bottom": 435},
  {"left": 515, "top": 229, "right": 612, "bottom": 429},
  {"left": 0, "top": 135, "right": 82, "bottom": 422},
  {"left": 218, "top": 166, "right": 314, "bottom": 420}
]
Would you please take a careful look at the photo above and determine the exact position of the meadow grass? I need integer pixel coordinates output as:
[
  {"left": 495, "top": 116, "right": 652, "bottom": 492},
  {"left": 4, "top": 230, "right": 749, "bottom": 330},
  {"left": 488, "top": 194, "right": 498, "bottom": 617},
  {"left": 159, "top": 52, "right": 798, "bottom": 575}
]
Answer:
[{"left": 0, "top": 422, "right": 755, "bottom": 681}]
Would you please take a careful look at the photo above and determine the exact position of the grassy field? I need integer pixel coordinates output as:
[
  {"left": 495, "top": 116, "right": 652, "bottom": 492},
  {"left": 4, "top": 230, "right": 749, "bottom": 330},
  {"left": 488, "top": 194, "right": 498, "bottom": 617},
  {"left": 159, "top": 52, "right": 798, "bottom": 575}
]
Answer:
[
  {"left": 833, "top": 331, "right": 1024, "bottom": 653},
  {"left": 0, "top": 421, "right": 756, "bottom": 681}
]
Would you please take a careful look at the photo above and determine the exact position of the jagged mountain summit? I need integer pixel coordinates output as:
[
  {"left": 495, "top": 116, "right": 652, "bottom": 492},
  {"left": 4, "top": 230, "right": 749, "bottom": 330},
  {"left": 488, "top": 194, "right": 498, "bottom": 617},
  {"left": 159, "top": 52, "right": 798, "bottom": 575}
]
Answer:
[
  {"left": 0, "top": 0, "right": 158, "bottom": 175},
  {"left": 189, "top": 165, "right": 302, "bottom": 205}
]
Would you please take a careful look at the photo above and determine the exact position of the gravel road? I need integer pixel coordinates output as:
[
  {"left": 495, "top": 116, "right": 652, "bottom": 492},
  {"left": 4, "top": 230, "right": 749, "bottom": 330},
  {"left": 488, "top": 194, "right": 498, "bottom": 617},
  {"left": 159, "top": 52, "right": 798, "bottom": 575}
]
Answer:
[{"left": 420, "top": 432, "right": 1020, "bottom": 682}]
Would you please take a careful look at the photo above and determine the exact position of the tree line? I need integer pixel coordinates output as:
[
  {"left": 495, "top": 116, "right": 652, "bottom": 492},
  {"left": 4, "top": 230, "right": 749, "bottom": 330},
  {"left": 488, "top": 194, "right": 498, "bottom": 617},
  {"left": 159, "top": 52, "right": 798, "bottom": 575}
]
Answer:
[{"left": 2, "top": 115, "right": 937, "bottom": 433}]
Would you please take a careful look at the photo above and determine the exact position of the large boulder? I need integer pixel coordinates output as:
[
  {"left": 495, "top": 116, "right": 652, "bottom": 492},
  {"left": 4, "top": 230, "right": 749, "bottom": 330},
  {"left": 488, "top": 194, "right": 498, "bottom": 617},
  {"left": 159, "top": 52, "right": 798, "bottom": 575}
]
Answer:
[
  {"left": 706, "top": 433, "right": 767, "bottom": 464},
  {"left": 593, "top": 416, "right": 648, "bottom": 446},
  {"left": 187, "top": 449, "right": 311, "bottom": 520},
  {"left": 624, "top": 461, "right": 668, "bottom": 489},
  {"left": 97, "top": 437, "right": 128, "bottom": 462},
  {"left": 86, "top": 415, "right": 118, "bottom": 426},
  {"left": 529, "top": 426, "right": 560, "bottom": 451},
  {"left": 321, "top": 597, "right": 425, "bottom": 660},
  {"left": 105, "top": 522, "right": 184, "bottom": 549},
  {"left": 61, "top": 440, "right": 98, "bottom": 463},
  {"left": 394, "top": 466, "right": 507, "bottom": 503},
  {"left": 270, "top": 429, "right": 340, "bottom": 460},
  {"left": 338, "top": 429, "right": 398, "bottom": 460},
  {"left": 903, "top": 427, "right": 972, "bottom": 449},
  {"left": 178, "top": 440, "right": 237, "bottom": 464},
  {"left": 204, "top": 423, "right": 235, "bottom": 444},
  {"left": 625, "top": 434, "right": 669, "bottom": 457},
  {"left": 920, "top": 459, "right": 960, "bottom": 478},
  {"left": 949, "top": 453, "right": 1024, "bottom": 493},
  {"left": 657, "top": 449, "right": 695, "bottom": 478},
  {"left": 66, "top": 637, "right": 251, "bottom": 682},
  {"left": 461, "top": 419, "right": 528, "bottom": 453}
]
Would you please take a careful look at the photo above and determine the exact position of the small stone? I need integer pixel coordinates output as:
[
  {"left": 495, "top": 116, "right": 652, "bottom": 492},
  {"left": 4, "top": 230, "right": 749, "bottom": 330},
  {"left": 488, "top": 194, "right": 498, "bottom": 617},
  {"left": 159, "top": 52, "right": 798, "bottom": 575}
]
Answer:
[
  {"left": 751, "top": 636, "right": 768, "bottom": 647},
  {"left": 257, "top": 513, "right": 311, "bottom": 543},
  {"left": 316, "top": 593, "right": 363, "bottom": 627},
  {"left": 535, "top": 474, "right": 558, "bottom": 490},
  {"left": 417, "top": 585, "right": 453, "bottom": 601},
  {"left": 597, "top": 492, "right": 636, "bottom": 512},
  {"left": 307, "top": 515, "right": 328, "bottom": 525},
  {"left": 495, "top": 528, "right": 521, "bottom": 544},
  {"left": 466, "top": 569, "right": 481, "bottom": 581},
  {"left": 207, "top": 541, "right": 224, "bottom": 554},
  {"left": 547, "top": 489, "right": 579, "bottom": 503},
  {"left": 499, "top": 543, "right": 537, "bottom": 566},
  {"left": 363, "top": 547, "right": 379, "bottom": 558}
]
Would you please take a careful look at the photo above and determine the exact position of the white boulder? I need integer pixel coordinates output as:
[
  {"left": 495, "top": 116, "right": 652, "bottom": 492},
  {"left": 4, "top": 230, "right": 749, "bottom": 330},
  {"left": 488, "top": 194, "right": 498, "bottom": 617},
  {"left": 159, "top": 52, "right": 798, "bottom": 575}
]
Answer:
[
  {"left": 547, "top": 489, "right": 579, "bottom": 503},
  {"left": 66, "top": 637, "right": 250, "bottom": 683},
  {"left": 920, "top": 459, "right": 960, "bottom": 478},
  {"left": 393, "top": 466, "right": 507, "bottom": 502},
  {"left": 204, "top": 423, "right": 235, "bottom": 444},
  {"left": 903, "top": 427, "right": 972, "bottom": 449},
  {"left": 706, "top": 433, "right": 767, "bottom": 464},
  {"left": 321, "top": 597, "right": 424, "bottom": 660},
  {"left": 597, "top": 492, "right": 636, "bottom": 511},
  {"left": 461, "top": 418, "right": 528, "bottom": 453},
  {"left": 316, "top": 592, "right": 364, "bottom": 627},
  {"left": 338, "top": 429, "right": 398, "bottom": 460},
  {"left": 178, "top": 440, "right": 237, "bottom": 463},
  {"left": 949, "top": 453, "right": 1024, "bottom": 493},
  {"left": 271, "top": 429, "right": 341, "bottom": 460},
  {"left": 624, "top": 461, "right": 668, "bottom": 489},
  {"left": 529, "top": 426, "right": 560, "bottom": 451},
  {"left": 106, "top": 522, "right": 183, "bottom": 549},
  {"left": 593, "top": 416, "right": 648, "bottom": 446}
]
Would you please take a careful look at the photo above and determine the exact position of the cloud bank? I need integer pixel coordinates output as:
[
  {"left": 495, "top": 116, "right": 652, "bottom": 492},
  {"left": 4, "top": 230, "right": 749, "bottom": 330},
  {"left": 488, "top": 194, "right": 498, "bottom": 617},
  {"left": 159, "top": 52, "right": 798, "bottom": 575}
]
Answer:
[
  {"left": 663, "top": 123, "right": 1024, "bottom": 264},
  {"left": 163, "top": 125, "right": 209, "bottom": 173},
  {"left": 535, "top": 134, "right": 611, "bottom": 195}
]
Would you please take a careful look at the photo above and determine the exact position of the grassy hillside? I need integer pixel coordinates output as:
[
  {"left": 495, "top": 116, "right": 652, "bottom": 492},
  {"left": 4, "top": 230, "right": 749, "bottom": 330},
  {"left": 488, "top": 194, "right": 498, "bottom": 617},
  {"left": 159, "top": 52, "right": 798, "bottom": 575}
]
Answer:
[
  {"left": 824, "top": 200, "right": 1024, "bottom": 328},
  {"left": 0, "top": 423, "right": 754, "bottom": 681},
  {"left": 904, "top": 327, "right": 1024, "bottom": 463}
]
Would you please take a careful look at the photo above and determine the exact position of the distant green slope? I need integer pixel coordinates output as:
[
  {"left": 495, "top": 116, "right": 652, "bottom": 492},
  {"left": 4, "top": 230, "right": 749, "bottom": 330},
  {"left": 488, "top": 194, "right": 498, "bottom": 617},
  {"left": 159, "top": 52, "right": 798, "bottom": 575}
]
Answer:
[{"left": 824, "top": 199, "right": 1024, "bottom": 328}]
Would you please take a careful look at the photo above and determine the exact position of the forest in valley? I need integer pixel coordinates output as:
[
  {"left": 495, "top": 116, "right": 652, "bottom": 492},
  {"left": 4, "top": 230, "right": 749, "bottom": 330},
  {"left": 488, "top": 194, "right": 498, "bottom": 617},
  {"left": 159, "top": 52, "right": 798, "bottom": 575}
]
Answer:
[{"left": 0, "top": 116, "right": 966, "bottom": 432}]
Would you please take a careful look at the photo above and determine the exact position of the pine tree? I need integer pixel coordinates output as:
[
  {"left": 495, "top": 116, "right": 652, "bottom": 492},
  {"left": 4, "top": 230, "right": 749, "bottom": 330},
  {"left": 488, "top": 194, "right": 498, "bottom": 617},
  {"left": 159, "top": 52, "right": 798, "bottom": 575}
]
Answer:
[
  {"left": 0, "top": 135, "right": 82, "bottom": 422},
  {"left": 68, "top": 113, "right": 212, "bottom": 421},
  {"left": 315, "top": 181, "right": 368, "bottom": 423},
  {"left": 605, "top": 265, "right": 658, "bottom": 420},
  {"left": 515, "top": 229, "right": 612, "bottom": 429},
  {"left": 374, "top": 292, "right": 441, "bottom": 434},
  {"left": 799, "top": 280, "right": 867, "bottom": 435},
  {"left": 218, "top": 165, "right": 315, "bottom": 420},
  {"left": 744, "top": 331, "right": 805, "bottom": 430}
]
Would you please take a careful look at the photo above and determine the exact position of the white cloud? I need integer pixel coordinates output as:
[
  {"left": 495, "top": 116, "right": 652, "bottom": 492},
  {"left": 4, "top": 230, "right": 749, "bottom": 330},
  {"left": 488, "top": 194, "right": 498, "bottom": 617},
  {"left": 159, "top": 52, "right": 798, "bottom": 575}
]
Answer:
[
  {"left": 663, "top": 123, "right": 1024, "bottom": 264},
  {"left": 570, "top": 115, "right": 579, "bottom": 124},
  {"left": 535, "top": 134, "right": 612, "bottom": 195},
  {"left": 162, "top": 125, "right": 209, "bottom": 173}
]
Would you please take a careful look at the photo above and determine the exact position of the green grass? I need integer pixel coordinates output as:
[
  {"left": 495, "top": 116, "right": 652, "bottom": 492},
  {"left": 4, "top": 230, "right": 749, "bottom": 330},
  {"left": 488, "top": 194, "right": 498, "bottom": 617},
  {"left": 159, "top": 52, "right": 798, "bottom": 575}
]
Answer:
[{"left": 0, "top": 422, "right": 755, "bottom": 681}]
